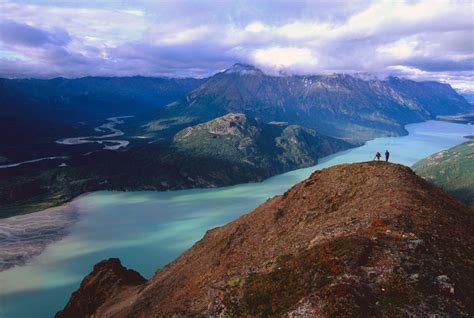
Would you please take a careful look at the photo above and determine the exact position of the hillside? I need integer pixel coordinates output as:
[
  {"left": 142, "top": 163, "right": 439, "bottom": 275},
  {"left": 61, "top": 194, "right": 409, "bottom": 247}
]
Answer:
[
  {"left": 0, "top": 113, "right": 348, "bottom": 218},
  {"left": 143, "top": 64, "right": 471, "bottom": 143},
  {"left": 414, "top": 139, "right": 474, "bottom": 206},
  {"left": 437, "top": 112, "right": 474, "bottom": 124},
  {"left": 172, "top": 113, "right": 350, "bottom": 174},
  {"left": 57, "top": 162, "right": 474, "bottom": 317}
]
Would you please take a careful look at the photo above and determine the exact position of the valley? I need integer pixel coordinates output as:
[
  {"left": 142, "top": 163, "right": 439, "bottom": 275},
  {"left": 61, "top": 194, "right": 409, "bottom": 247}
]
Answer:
[
  {"left": 0, "top": 67, "right": 472, "bottom": 318},
  {"left": 0, "top": 116, "right": 133, "bottom": 170},
  {"left": 0, "top": 113, "right": 350, "bottom": 218},
  {"left": 1, "top": 1, "right": 473, "bottom": 317},
  {"left": 0, "top": 156, "right": 68, "bottom": 169},
  {"left": 55, "top": 116, "right": 133, "bottom": 150},
  {"left": 0, "top": 77, "right": 204, "bottom": 162},
  {"left": 0, "top": 120, "right": 471, "bottom": 318},
  {"left": 1, "top": 64, "right": 472, "bottom": 219}
]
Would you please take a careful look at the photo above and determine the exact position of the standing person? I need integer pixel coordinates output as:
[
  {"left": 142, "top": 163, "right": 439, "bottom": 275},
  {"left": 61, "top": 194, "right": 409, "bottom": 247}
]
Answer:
[
  {"left": 385, "top": 150, "right": 390, "bottom": 162},
  {"left": 374, "top": 152, "right": 381, "bottom": 161}
]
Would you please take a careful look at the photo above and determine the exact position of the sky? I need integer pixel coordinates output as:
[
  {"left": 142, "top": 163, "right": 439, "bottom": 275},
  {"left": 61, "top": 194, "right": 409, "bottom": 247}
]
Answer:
[{"left": 0, "top": 0, "right": 472, "bottom": 92}]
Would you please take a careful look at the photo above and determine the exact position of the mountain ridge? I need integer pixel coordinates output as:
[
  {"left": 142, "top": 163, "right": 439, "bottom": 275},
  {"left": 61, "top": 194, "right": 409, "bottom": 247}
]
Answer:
[
  {"left": 143, "top": 64, "right": 471, "bottom": 143},
  {"left": 57, "top": 161, "right": 474, "bottom": 317}
]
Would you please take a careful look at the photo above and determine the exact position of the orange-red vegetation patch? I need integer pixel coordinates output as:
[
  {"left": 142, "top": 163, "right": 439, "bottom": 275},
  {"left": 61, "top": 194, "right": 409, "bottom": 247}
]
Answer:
[
  {"left": 229, "top": 236, "right": 372, "bottom": 316},
  {"left": 371, "top": 218, "right": 387, "bottom": 227}
]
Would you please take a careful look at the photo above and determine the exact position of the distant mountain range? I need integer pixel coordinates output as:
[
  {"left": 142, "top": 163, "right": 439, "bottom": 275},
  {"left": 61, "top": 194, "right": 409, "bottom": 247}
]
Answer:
[
  {"left": 1, "top": 64, "right": 472, "bottom": 217},
  {"left": 1, "top": 64, "right": 470, "bottom": 154},
  {"left": 0, "top": 76, "right": 204, "bottom": 122},
  {"left": 143, "top": 63, "right": 471, "bottom": 143},
  {"left": 57, "top": 162, "right": 474, "bottom": 317}
]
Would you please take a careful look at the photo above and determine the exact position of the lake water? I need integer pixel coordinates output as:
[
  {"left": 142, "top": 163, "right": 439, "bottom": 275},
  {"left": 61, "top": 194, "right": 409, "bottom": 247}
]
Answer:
[{"left": 0, "top": 120, "right": 472, "bottom": 318}]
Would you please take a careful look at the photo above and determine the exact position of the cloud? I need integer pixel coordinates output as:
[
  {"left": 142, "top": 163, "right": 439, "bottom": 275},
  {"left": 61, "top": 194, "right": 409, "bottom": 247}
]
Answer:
[
  {"left": 254, "top": 47, "right": 317, "bottom": 67},
  {"left": 377, "top": 39, "right": 421, "bottom": 60},
  {"left": 408, "top": 59, "right": 474, "bottom": 72},
  {"left": 0, "top": 19, "right": 70, "bottom": 47},
  {"left": 0, "top": 0, "right": 472, "bottom": 91},
  {"left": 245, "top": 22, "right": 267, "bottom": 33}
]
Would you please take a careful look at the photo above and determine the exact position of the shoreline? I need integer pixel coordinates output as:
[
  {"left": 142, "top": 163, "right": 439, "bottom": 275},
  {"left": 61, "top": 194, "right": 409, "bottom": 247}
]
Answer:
[
  {"left": 0, "top": 120, "right": 471, "bottom": 272},
  {"left": 0, "top": 119, "right": 461, "bottom": 220},
  {"left": 2, "top": 119, "right": 470, "bottom": 219},
  {"left": 0, "top": 201, "right": 80, "bottom": 272},
  {"left": 0, "top": 121, "right": 408, "bottom": 219}
]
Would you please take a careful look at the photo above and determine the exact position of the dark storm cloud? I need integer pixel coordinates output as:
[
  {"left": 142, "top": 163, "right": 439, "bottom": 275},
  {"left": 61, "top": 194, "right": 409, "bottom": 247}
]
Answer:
[
  {"left": 0, "top": 19, "right": 70, "bottom": 47},
  {"left": 408, "top": 59, "right": 474, "bottom": 72}
]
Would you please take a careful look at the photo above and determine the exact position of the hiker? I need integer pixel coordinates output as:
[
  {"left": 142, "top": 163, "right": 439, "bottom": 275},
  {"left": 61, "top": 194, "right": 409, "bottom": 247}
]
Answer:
[
  {"left": 385, "top": 150, "right": 390, "bottom": 162},
  {"left": 374, "top": 152, "right": 381, "bottom": 161}
]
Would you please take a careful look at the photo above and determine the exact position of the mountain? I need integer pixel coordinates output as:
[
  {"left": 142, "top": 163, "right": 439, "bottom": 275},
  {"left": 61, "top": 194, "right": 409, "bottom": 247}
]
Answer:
[
  {"left": 172, "top": 113, "right": 350, "bottom": 175},
  {"left": 0, "top": 76, "right": 205, "bottom": 160},
  {"left": 461, "top": 92, "right": 474, "bottom": 103},
  {"left": 143, "top": 63, "right": 471, "bottom": 143},
  {"left": 57, "top": 162, "right": 474, "bottom": 317},
  {"left": 414, "top": 139, "right": 474, "bottom": 206},
  {"left": 0, "top": 113, "right": 348, "bottom": 218}
]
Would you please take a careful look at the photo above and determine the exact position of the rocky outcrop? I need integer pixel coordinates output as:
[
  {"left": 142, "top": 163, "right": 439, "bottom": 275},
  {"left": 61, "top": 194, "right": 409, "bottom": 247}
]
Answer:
[
  {"left": 58, "top": 162, "right": 474, "bottom": 317},
  {"left": 55, "top": 258, "right": 146, "bottom": 318},
  {"left": 175, "top": 112, "right": 259, "bottom": 139}
]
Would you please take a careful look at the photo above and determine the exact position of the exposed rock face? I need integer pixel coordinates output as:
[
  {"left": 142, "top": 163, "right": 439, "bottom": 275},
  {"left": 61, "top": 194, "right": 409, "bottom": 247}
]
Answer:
[
  {"left": 55, "top": 258, "right": 146, "bottom": 318},
  {"left": 58, "top": 162, "right": 474, "bottom": 317},
  {"left": 175, "top": 112, "right": 259, "bottom": 139}
]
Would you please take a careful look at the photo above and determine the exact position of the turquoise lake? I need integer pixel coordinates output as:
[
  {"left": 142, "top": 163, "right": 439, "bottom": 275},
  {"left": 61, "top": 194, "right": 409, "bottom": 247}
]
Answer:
[{"left": 0, "top": 120, "right": 472, "bottom": 317}]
